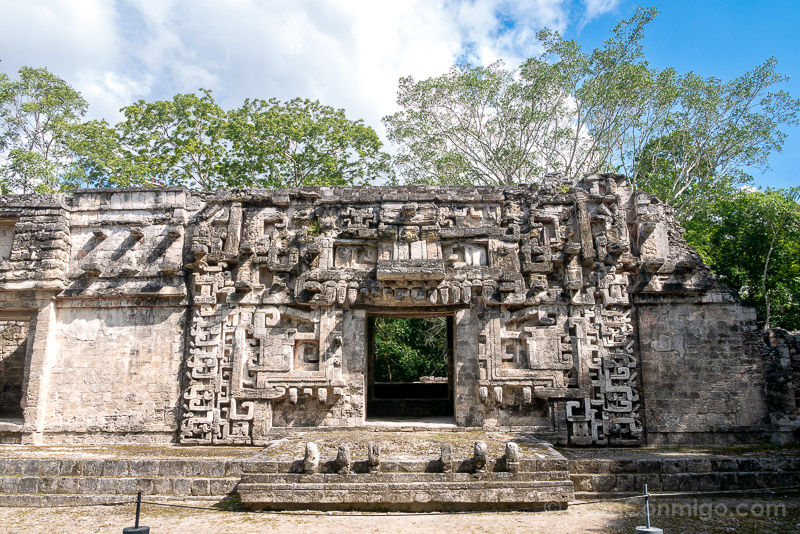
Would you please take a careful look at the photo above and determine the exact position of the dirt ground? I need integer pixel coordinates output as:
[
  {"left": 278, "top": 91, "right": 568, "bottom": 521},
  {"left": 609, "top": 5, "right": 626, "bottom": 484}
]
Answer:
[{"left": 2, "top": 495, "right": 799, "bottom": 534}]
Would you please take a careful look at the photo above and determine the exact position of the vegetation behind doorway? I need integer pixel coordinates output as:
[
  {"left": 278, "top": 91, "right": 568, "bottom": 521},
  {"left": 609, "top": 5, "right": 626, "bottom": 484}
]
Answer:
[{"left": 373, "top": 317, "right": 447, "bottom": 382}]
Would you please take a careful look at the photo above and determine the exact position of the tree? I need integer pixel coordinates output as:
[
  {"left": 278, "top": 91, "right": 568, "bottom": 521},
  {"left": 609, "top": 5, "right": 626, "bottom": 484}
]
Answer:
[
  {"left": 633, "top": 60, "right": 800, "bottom": 219},
  {"left": 383, "top": 8, "right": 663, "bottom": 185},
  {"left": 384, "top": 7, "right": 799, "bottom": 216},
  {"left": 0, "top": 66, "right": 87, "bottom": 193},
  {"left": 69, "top": 90, "right": 229, "bottom": 190},
  {"left": 531, "top": 6, "right": 671, "bottom": 185},
  {"left": 70, "top": 94, "right": 391, "bottom": 190},
  {"left": 226, "top": 98, "right": 391, "bottom": 188},
  {"left": 65, "top": 119, "right": 152, "bottom": 188},
  {"left": 374, "top": 317, "right": 448, "bottom": 382},
  {"left": 684, "top": 187, "right": 800, "bottom": 330},
  {"left": 383, "top": 61, "right": 578, "bottom": 185}
]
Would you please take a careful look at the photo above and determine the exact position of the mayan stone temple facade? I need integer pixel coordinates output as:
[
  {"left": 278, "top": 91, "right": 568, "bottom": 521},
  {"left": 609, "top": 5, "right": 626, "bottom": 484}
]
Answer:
[{"left": 0, "top": 174, "right": 797, "bottom": 448}]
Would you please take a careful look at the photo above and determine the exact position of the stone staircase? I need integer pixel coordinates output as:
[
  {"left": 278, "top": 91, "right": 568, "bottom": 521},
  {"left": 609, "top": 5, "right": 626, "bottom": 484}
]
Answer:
[
  {"left": 3, "top": 439, "right": 799, "bottom": 510},
  {"left": 238, "top": 439, "right": 575, "bottom": 511},
  {"left": 0, "top": 451, "right": 244, "bottom": 506},
  {"left": 566, "top": 452, "right": 800, "bottom": 499}
]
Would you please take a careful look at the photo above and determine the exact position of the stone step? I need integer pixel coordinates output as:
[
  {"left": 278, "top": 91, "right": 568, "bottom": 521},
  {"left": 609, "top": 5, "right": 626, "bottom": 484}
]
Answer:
[
  {"left": 0, "top": 494, "right": 223, "bottom": 507},
  {"left": 0, "top": 475, "right": 238, "bottom": 496},
  {"left": 568, "top": 456, "right": 800, "bottom": 474},
  {"left": 237, "top": 432, "right": 574, "bottom": 511},
  {"left": 566, "top": 456, "right": 800, "bottom": 494},
  {"left": 0, "top": 456, "right": 245, "bottom": 505},
  {"left": 571, "top": 470, "right": 800, "bottom": 494},
  {"left": 238, "top": 479, "right": 574, "bottom": 512},
  {"left": 0, "top": 458, "right": 243, "bottom": 478},
  {"left": 241, "top": 470, "right": 571, "bottom": 484}
]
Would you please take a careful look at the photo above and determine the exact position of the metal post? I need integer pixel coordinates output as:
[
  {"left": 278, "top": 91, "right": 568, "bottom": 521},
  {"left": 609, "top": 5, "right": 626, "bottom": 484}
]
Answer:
[
  {"left": 644, "top": 484, "right": 650, "bottom": 528},
  {"left": 122, "top": 491, "right": 150, "bottom": 534},
  {"left": 135, "top": 491, "right": 141, "bottom": 528},
  {"left": 634, "top": 484, "right": 663, "bottom": 534}
]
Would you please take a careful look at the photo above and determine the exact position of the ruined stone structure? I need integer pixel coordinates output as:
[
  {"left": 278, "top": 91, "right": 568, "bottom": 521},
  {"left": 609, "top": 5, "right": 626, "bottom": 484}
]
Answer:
[{"left": 0, "top": 175, "right": 797, "bottom": 447}]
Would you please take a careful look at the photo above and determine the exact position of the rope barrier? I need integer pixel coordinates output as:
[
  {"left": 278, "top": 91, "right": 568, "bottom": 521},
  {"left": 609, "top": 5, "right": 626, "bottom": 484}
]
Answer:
[{"left": 567, "top": 484, "right": 800, "bottom": 506}]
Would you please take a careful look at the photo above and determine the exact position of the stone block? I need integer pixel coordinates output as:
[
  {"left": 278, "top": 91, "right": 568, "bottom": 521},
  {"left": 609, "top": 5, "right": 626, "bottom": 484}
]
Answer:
[
  {"left": 95, "top": 478, "right": 119, "bottom": 494},
  {"left": 152, "top": 478, "right": 172, "bottom": 495},
  {"left": 78, "top": 477, "right": 99, "bottom": 493},
  {"left": 685, "top": 459, "right": 712, "bottom": 473},
  {"left": 661, "top": 459, "right": 686, "bottom": 474},
  {"left": 223, "top": 461, "right": 242, "bottom": 477},
  {"left": 172, "top": 478, "right": 192, "bottom": 495},
  {"left": 55, "top": 477, "right": 80, "bottom": 494},
  {"left": 103, "top": 460, "right": 129, "bottom": 477},
  {"left": 81, "top": 460, "right": 105, "bottom": 477},
  {"left": 129, "top": 460, "right": 159, "bottom": 477},
  {"left": 209, "top": 478, "right": 236, "bottom": 495},
  {"left": 0, "top": 477, "right": 20, "bottom": 493},
  {"left": 158, "top": 460, "right": 187, "bottom": 477},
  {"left": 636, "top": 460, "right": 662, "bottom": 474},
  {"left": 590, "top": 475, "right": 617, "bottom": 493},
  {"left": 57, "top": 460, "right": 80, "bottom": 476},
  {"left": 190, "top": 479, "right": 211, "bottom": 496},
  {"left": 39, "top": 460, "right": 60, "bottom": 476},
  {"left": 38, "top": 476, "right": 58, "bottom": 493}
]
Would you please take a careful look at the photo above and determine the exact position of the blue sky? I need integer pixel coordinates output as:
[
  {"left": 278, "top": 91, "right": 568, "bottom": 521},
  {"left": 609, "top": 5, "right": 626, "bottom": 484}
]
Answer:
[
  {"left": 0, "top": 0, "right": 796, "bottom": 189},
  {"left": 571, "top": 0, "right": 799, "bottom": 189}
]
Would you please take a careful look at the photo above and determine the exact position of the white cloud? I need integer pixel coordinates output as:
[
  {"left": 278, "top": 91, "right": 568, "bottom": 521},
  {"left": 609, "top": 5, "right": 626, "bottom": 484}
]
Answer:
[
  {"left": 0, "top": 0, "right": 616, "bottom": 135},
  {"left": 582, "top": 0, "right": 620, "bottom": 20},
  {"left": 74, "top": 71, "right": 152, "bottom": 121}
]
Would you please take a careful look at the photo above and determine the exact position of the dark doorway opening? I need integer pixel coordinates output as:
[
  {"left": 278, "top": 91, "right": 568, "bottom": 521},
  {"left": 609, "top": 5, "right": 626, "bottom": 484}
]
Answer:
[
  {"left": 0, "top": 319, "right": 30, "bottom": 420},
  {"left": 367, "top": 313, "right": 454, "bottom": 420}
]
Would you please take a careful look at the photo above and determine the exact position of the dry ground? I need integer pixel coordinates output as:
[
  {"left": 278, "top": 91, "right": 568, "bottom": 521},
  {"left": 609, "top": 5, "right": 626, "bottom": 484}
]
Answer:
[{"left": 2, "top": 495, "right": 800, "bottom": 534}]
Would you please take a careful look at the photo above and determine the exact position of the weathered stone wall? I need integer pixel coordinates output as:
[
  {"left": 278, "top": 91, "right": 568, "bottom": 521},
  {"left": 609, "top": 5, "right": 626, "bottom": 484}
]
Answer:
[
  {"left": 0, "top": 177, "right": 795, "bottom": 446},
  {"left": 43, "top": 304, "right": 184, "bottom": 443},
  {"left": 0, "top": 190, "right": 188, "bottom": 444},
  {"left": 0, "top": 195, "right": 70, "bottom": 291},
  {"left": 177, "top": 178, "right": 648, "bottom": 446},
  {"left": 763, "top": 329, "right": 800, "bottom": 441},
  {"left": 637, "top": 298, "right": 772, "bottom": 445},
  {"left": 0, "top": 320, "right": 29, "bottom": 416}
]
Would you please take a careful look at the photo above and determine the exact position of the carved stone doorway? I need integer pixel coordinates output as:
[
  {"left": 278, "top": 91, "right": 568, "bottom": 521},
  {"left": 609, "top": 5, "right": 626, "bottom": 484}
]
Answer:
[{"left": 366, "top": 310, "right": 455, "bottom": 420}]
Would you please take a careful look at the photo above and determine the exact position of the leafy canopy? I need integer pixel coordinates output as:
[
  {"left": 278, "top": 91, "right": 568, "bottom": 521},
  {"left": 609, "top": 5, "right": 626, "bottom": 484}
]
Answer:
[
  {"left": 634, "top": 59, "right": 799, "bottom": 219},
  {"left": 226, "top": 98, "right": 391, "bottom": 188},
  {"left": 69, "top": 92, "right": 392, "bottom": 191},
  {"left": 384, "top": 7, "right": 799, "bottom": 221},
  {"left": 0, "top": 66, "right": 87, "bottom": 193},
  {"left": 684, "top": 187, "right": 800, "bottom": 330}
]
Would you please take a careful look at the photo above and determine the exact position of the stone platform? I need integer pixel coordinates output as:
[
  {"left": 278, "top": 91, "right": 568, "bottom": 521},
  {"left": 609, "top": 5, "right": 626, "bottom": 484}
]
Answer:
[
  {"left": 1, "top": 431, "right": 799, "bottom": 511},
  {"left": 0, "top": 443, "right": 254, "bottom": 506},
  {"left": 238, "top": 427, "right": 574, "bottom": 511}
]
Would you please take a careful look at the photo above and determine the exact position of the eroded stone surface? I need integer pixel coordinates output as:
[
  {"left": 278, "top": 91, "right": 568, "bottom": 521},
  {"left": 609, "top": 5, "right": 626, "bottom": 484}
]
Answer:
[{"left": 0, "top": 176, "right": 796, "bottom": 448}]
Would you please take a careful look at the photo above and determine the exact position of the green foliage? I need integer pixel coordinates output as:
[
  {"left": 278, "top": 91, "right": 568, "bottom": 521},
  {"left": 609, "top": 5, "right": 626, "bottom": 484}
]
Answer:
[
  {"left": 226, "top": 98, "right": 392, "bottom": 188},
  {"left": 634, "top": 59, "right": 799, "bottom": 219},
  {"left": 65, "top": 119, "right": 151, "bottom": 188},
  {"left": 0, "top": 66, "right": 87, "bottom": 193},
  {"left": 384, "top": 6, "right": 799, "bottom": 220},
  {"left": 384, "top": 61, "right": 571, "bottom": 185},
  {"left": 374, "top": 317, "right": 448, "bottom": 383},
  {"left": 383, "top": 8, "right": 662, "bottom": 185},
  {"left": 68, "top": 90, "right": 229, "bottom": 190},
  {"left": 306, "top": 216, "right": 321, "bottom": 236},
  {"left": 684, "top": 187, "right": 800, "bottom": 330},
  {"left": 68, "top": 92, "right": 391, "bottom": 191}
]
